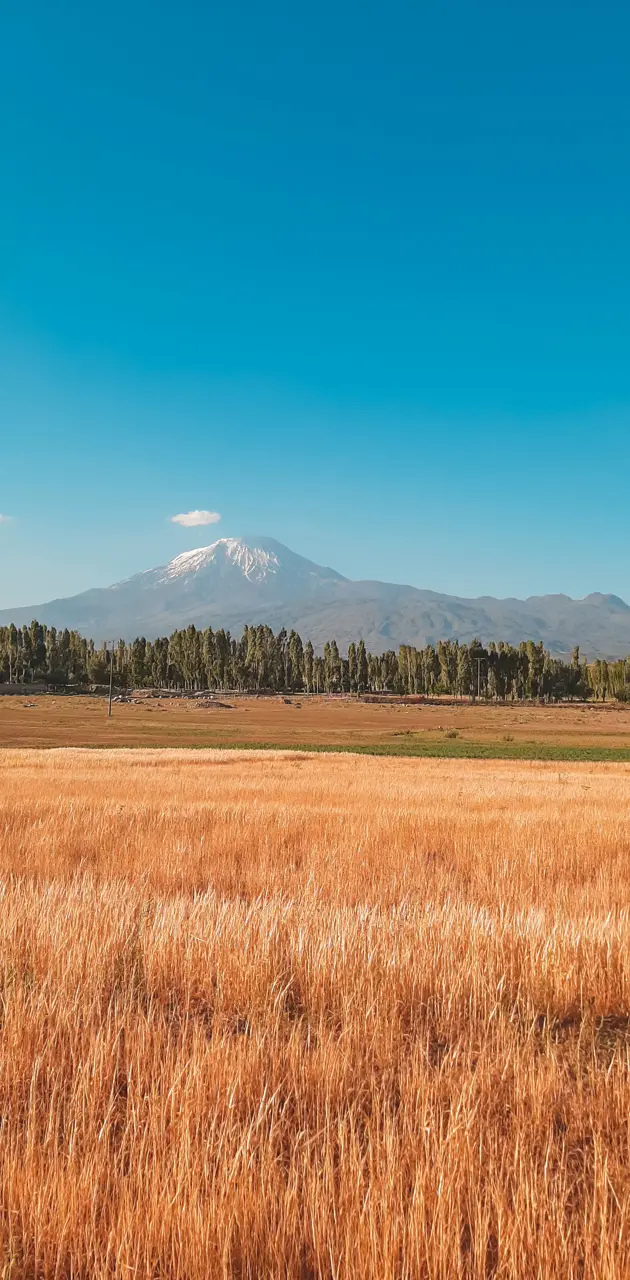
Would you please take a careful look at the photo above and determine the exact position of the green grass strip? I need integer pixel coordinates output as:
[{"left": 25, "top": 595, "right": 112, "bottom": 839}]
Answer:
[
  {"left": 30, "top": 736, "right": 630, "bottom": 762},
  {"left": 180, "top": 738, "right": 630, "bottom": 763}
]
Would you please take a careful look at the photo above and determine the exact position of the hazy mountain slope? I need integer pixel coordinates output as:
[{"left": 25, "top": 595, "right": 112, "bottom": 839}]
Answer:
[
  {"left": 0, "top": 538, "right": 345, "bottom": 636},
  {"left": 1, "top": 537, "right": 629, "bottom": 657}
]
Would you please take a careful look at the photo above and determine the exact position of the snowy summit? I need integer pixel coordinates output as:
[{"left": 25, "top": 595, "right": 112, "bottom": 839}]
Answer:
[
  {"left": 160, "top": 538, "right": 281, "bottom": 584},
  {"left": 1, "top": 535, "right": 629, "bottom": 657}
]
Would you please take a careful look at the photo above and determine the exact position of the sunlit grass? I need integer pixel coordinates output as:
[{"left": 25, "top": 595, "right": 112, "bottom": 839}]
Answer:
[{"left": 1, "top": 748, "right": 630, "bottom": 1277}]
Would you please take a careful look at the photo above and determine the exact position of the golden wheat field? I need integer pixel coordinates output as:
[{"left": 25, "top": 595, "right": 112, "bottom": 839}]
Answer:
[{"left": 1, "top": 749, "right": 630, "bottom": 1277}]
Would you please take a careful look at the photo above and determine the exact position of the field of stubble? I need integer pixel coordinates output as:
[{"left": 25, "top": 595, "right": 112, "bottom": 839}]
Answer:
[{"left": 1, "top": 748, "right": 630, "bottom": 1278}]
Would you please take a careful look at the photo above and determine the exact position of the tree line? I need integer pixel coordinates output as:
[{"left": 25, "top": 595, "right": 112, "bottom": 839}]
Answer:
[{"left": 1, "top": 619, "right": 629, "bottom": 701}]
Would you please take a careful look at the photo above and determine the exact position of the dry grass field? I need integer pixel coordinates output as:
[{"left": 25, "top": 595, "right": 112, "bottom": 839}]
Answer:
[
  {"left": 1, "top": 748, "right": 630, "bottom": 1276},
  {"left": 2, "top": 691, "right": 630, "bottom": 751}
]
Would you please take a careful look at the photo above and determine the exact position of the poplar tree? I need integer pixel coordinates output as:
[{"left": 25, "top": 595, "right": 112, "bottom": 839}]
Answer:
[
  {"left": 356, "top": 639, "right": 369, "bottom": 692},
  {"left": 303, "top": 640, "right": 314, "bottom": 692},
  {"left": 347, "top": 641, "right": 357, "bottom": 692}
]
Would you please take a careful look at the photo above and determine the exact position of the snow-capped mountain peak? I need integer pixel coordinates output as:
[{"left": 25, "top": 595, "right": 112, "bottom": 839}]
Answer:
[
  {"left": 159, "top": 538, "right": 281, "bottom": 584},
  {"left": 143, "top": 536, "right": 346, "bottom": 596},
  {"left": 1, "top": 534, "right": 629, "bottom": 656}
]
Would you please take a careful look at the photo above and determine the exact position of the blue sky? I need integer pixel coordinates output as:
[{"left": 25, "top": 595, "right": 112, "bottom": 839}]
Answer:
[{"left": 1, "top": 0, "right": 629, "bottom": 608}]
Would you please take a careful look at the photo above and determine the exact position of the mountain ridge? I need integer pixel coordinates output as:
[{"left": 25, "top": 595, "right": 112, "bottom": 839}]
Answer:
[{"left": 1, "top": 537, "right": 629, "bottom": 658}]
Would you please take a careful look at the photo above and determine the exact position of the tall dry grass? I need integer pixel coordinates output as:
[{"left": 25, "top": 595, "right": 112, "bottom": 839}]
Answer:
[{"left": 1, "top": 749, "right": 630, "bottom": 1277}]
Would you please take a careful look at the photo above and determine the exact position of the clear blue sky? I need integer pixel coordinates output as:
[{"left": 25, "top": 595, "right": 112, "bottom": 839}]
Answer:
[{"left": 1, "top": 0, "right": 629, "bottom": 608}]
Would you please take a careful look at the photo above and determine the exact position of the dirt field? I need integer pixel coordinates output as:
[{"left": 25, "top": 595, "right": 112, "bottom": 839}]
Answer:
[
  {"left": 1, "top": 747, "right": 630, "bottom": 1276},
  {"left": 2, "top": 691, "right": 630, "bottom": 750}
]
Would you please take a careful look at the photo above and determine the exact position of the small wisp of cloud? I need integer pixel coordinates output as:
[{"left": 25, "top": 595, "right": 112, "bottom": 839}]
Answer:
[
  {"left": 170, "top": 510, "right": 221, "bottom": 528},
  {"left": 0, "top": 514, "right": 13, "bottom": 524}
]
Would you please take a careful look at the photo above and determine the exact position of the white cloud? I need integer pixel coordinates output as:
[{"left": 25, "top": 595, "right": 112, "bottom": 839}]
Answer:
[
  {"left": 0, "top": 514, "right": 13, "bottom": 524},
  {"left": 169, "top": 509, "right": 221, "bottom": 528}
]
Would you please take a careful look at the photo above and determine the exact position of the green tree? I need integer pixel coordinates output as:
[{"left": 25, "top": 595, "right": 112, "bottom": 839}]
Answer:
[
  {"left": 347, "top": 642, "right": 357, "bottom": 693},
  {"left": 303, "top": 640, "right": 314, "bottom": 693},
  {"left": 288, "top": 631, "right": 304, "bottom": 691},
  {"left": 356, "top": 639, "right": 368, "bottom": 693}
]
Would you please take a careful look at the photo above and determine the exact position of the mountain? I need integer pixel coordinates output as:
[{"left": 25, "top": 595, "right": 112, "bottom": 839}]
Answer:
[
  {"left": 1, "top": 536, "right": 630, "bottom": 657},
  {"left": 0, "top": 538, "right": 346, "bottom": 639}
]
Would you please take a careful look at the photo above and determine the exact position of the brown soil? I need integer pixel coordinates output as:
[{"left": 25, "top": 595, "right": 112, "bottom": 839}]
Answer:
[{"left": 1, "top": 693, "right": 630, "bottom": 749}]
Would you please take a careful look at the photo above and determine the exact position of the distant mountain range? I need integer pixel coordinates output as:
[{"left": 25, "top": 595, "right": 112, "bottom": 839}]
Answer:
[{"left": 1, "top": 536, "right": 629, "bottom": 657}]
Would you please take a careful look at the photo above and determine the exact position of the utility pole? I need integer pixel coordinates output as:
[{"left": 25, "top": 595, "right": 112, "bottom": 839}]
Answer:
[{"left": 107, "top": 642, "right": 114, "bottom": 718}]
